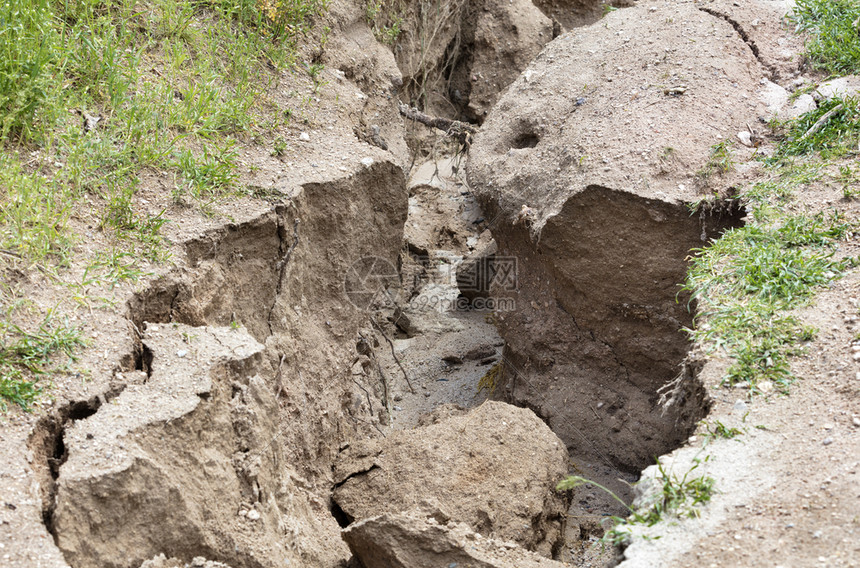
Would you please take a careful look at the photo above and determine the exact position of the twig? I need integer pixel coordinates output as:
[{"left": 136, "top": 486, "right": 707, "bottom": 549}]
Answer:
[
  {"left": 398, "top": 103, "right": 477, "bottom": 146},
  {"left": 274, "top": 354, "right": 287, "bottom": 400},
  {"left": 371, "top": 317, "right": 415, "bottom": 394},
  {"left": 800, "top": 104, "right": 843, "bottom": 141}
]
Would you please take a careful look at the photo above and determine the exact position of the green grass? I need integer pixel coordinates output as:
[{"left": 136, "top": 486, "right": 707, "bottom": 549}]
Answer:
[
  {"left": 792, "top": 0, "right": 860, "bottom": 74},
  {"left": 0, "top": 0, "right": 328, "bottom": 410},
  {"left": 684, "top": 211, "right": 852, "bottom": 392},
  {"left": 770, "top": 97, "right": 860, "bottom": 161},
  {"left": 0, "top": 311, "right": 85, "bottom": 410},
  {"left": 558, "top": 462, "right": 716, "bottom": 546},
  {"left": 696, "top": 139, "right": 735, "bottom": 182},
  {"left": 702, "top": 420, "right": 743, "bottom": 443},
  {"left": 0, "top": 0, "right": 327, "bottom": 263},
  {"left": 686, "top": 96, "right": 860, "bottom": 395}
]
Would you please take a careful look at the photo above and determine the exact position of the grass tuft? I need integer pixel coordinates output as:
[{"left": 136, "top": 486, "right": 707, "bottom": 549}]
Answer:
[
  {"left": 792, "top": 0, "right": 860, "bottom": 75},
  {"left": 558, "top": 462, "right": 716, "bottom": 546},
  {"left": 684, "top": 212, "right": 852, "bottom": 392},
  {"left": 0, "top": 312, "right": 86, "bottom": 410}
]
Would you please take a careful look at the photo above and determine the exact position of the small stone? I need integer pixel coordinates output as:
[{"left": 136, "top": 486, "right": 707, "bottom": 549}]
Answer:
[
  {"left": 823, "top": 423, "right": 834, "bottom": 430},
  {"left": 393, "top": 406, "right": 402, "bottom": 411},
  {"left": 812, "top": 530, "right": 822, "bottom": 539},
  {"left": 191, "top": 558, "right": 206, "bottom": 568},
  {"left": 737, "top": 131, "right": 753, "bottom": 147},
  {"left": 853, "top": 417, "right": 860, "bottom": 427},
  {"left": 247, "top": 509, "right": 261, "bottom": 521},
  {"left": 822, "top": 437, "right": 833, "bottom": 446},
  {"left": 733, "top": 400, "right": 748, "bottom": 413},
  {"left": 299, "top": 132, "right": 310, "bottom": 141},
  {"left": 360, "top": 157, "right": 374, "bottom": 168},
  {"left": 176, "top": 350, "right": 187, "bottom": 358}
]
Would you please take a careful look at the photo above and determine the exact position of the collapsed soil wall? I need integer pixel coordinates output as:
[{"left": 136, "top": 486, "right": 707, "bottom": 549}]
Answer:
[
  {"left": 467, "top": 0, "right": 762, "bottom": 472},
  {"left": 484, "top": 187, "right": 739, "bottom": 471},
  {"left": 31, "top": 159, "right": 408, "bottom": 568}
]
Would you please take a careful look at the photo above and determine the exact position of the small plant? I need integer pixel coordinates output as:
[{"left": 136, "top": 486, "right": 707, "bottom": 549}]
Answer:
[
  {"left": 557, "top": 462, "right": 716, "bottom": 545},
  {"left": 477, "top": 362, "right": 500, "bottom": 394},
  {"left": 272, "top": 135, "right": 288, "bottom": 157},
  {"left": 365, "top": 0, "right": 404, "bottom": 45},
  {"left": 836, "top": 164, "right": 860, "bottom": 199},
  {"left": 0, "top": 312, "right": 85, "bottom": 410},
  {"left": 702, "top": 420, "right": 743, "bottom": 443},
  {"left": 696, "top": 139, "right": 735, "bottom": 181}
]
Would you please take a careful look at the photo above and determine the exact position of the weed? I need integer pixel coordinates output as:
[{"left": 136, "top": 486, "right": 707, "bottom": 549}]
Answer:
[
  {"left": 0, "top": 312, "right": 85, "bottom": 410},
  {"left": 174, "top": 143, "right": 240, "bottom": 198},
  {"left": 0, "top": 157, "right": 75, "bottom": 265},
  {"left": 477, "top": 362, "right": 500, "bottom": 394},
  {"left": 696, "top": 139, "right": 735, "bottom": 181},
  {"left": 702, "top": 420, "right": 743, "bottom": 442},
  {"left": 792, "top": 0, "right": 860, "bottom": 74},
  {"left": 557, "top": 462, "right": 716, "bottom": 546},
  {"left": 771, "top": 97, "right": 860, "bottom": 161},
  {"left": 272, "top": 135, "right": 289, "bottom": 157},
  {"left": 684, "top": 212, "right": 852, "bottom": 391},
  {"left": 836, "top": 164, "right": 860, "bottom": 199},
  {"left": 365, "top": 0, "right": 404, "bottom": 45}
]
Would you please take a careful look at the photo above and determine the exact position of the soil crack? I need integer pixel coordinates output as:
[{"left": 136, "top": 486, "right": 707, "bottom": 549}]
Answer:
[{"left": 698, "top": 5, "right": 778, "bottom": 80}]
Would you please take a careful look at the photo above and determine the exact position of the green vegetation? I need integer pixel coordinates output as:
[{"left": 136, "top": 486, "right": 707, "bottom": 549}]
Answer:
[
  {"left": 477, "top": 362, "right": 500, "bottom": 394},
  {"left": 0, "top": 311, "right": 85, "bottom": 410},
  {"left": 557, "top": 462, "right": 716, "bottom": 546},
  {"left": 696, "top": 139, "right": 735, "bottom": 181},
  {"left": 0, "top": 0, "right": 329, "bottom": 410},
  {"left": 792, "top": 0, "right": 860, "bottom": 74},
  {"left": 684, "top": 211, "right": 852, "bottom": 392},
  {"left": 770, "top": 97, "right": 860, "bottom": 161},
  {"left": 0, "top": 0, "right": 328, "bottom": 263},
  {"left": 702, "top": 420, "right": 743, "bottom": 443},
  {"left": 365, "top": 0, "right": 404, "bottom": 45},
  {"left": 686, "top": 110, "right": 860, "bottom": 395}
]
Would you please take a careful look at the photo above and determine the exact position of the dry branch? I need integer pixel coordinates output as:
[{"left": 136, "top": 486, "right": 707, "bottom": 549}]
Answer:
[
  {"left": 800, "top": 104, "right": 843, "bottom": 141},
  {"left": 398, "top": 103, "right": 477, "bottom": 145}
]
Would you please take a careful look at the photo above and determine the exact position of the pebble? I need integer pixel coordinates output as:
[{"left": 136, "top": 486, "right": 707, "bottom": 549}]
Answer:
[
  {"left": 247, "top": 509, "right": 261, "bottom": 521},
  {"left": 822, "top": 437, "right": 833, "bottom": 446},
  {"left": 824, "top": 423, "right": 834, "bottom": 430},
  {"left": 733, "top": 400, "right": 748, "bottom": 413},
  {"left": 361, "top": 157, "right": 374, "bottom": 168},
  {"left": 812, "top": 530, "right": 822, "bottom": 539},
  {"left": 176, "top": 350, "right": 188, "bottom": 358},
  {"left": 393, "top": 406, "right": 402, "bottom": 411},
  {"left": 299, "top": 132, "right": 310, "bottom": 141},
  {"left": 853, "top": 417, "right": 860, "bottom": 427}
]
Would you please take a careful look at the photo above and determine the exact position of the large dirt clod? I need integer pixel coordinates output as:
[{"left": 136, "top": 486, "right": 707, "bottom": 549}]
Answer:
[
  {"left": 467, "top": 0, "right": 762, "bottom": 472},
  {"left": 342, "top": 509, "right": 568, "bottom": 568},
  {"left": 332, "top": 401, "right": 570, "bottom": 557},
  {"left": 51, "top": 324, "right": 347, "bottom": 568}
]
